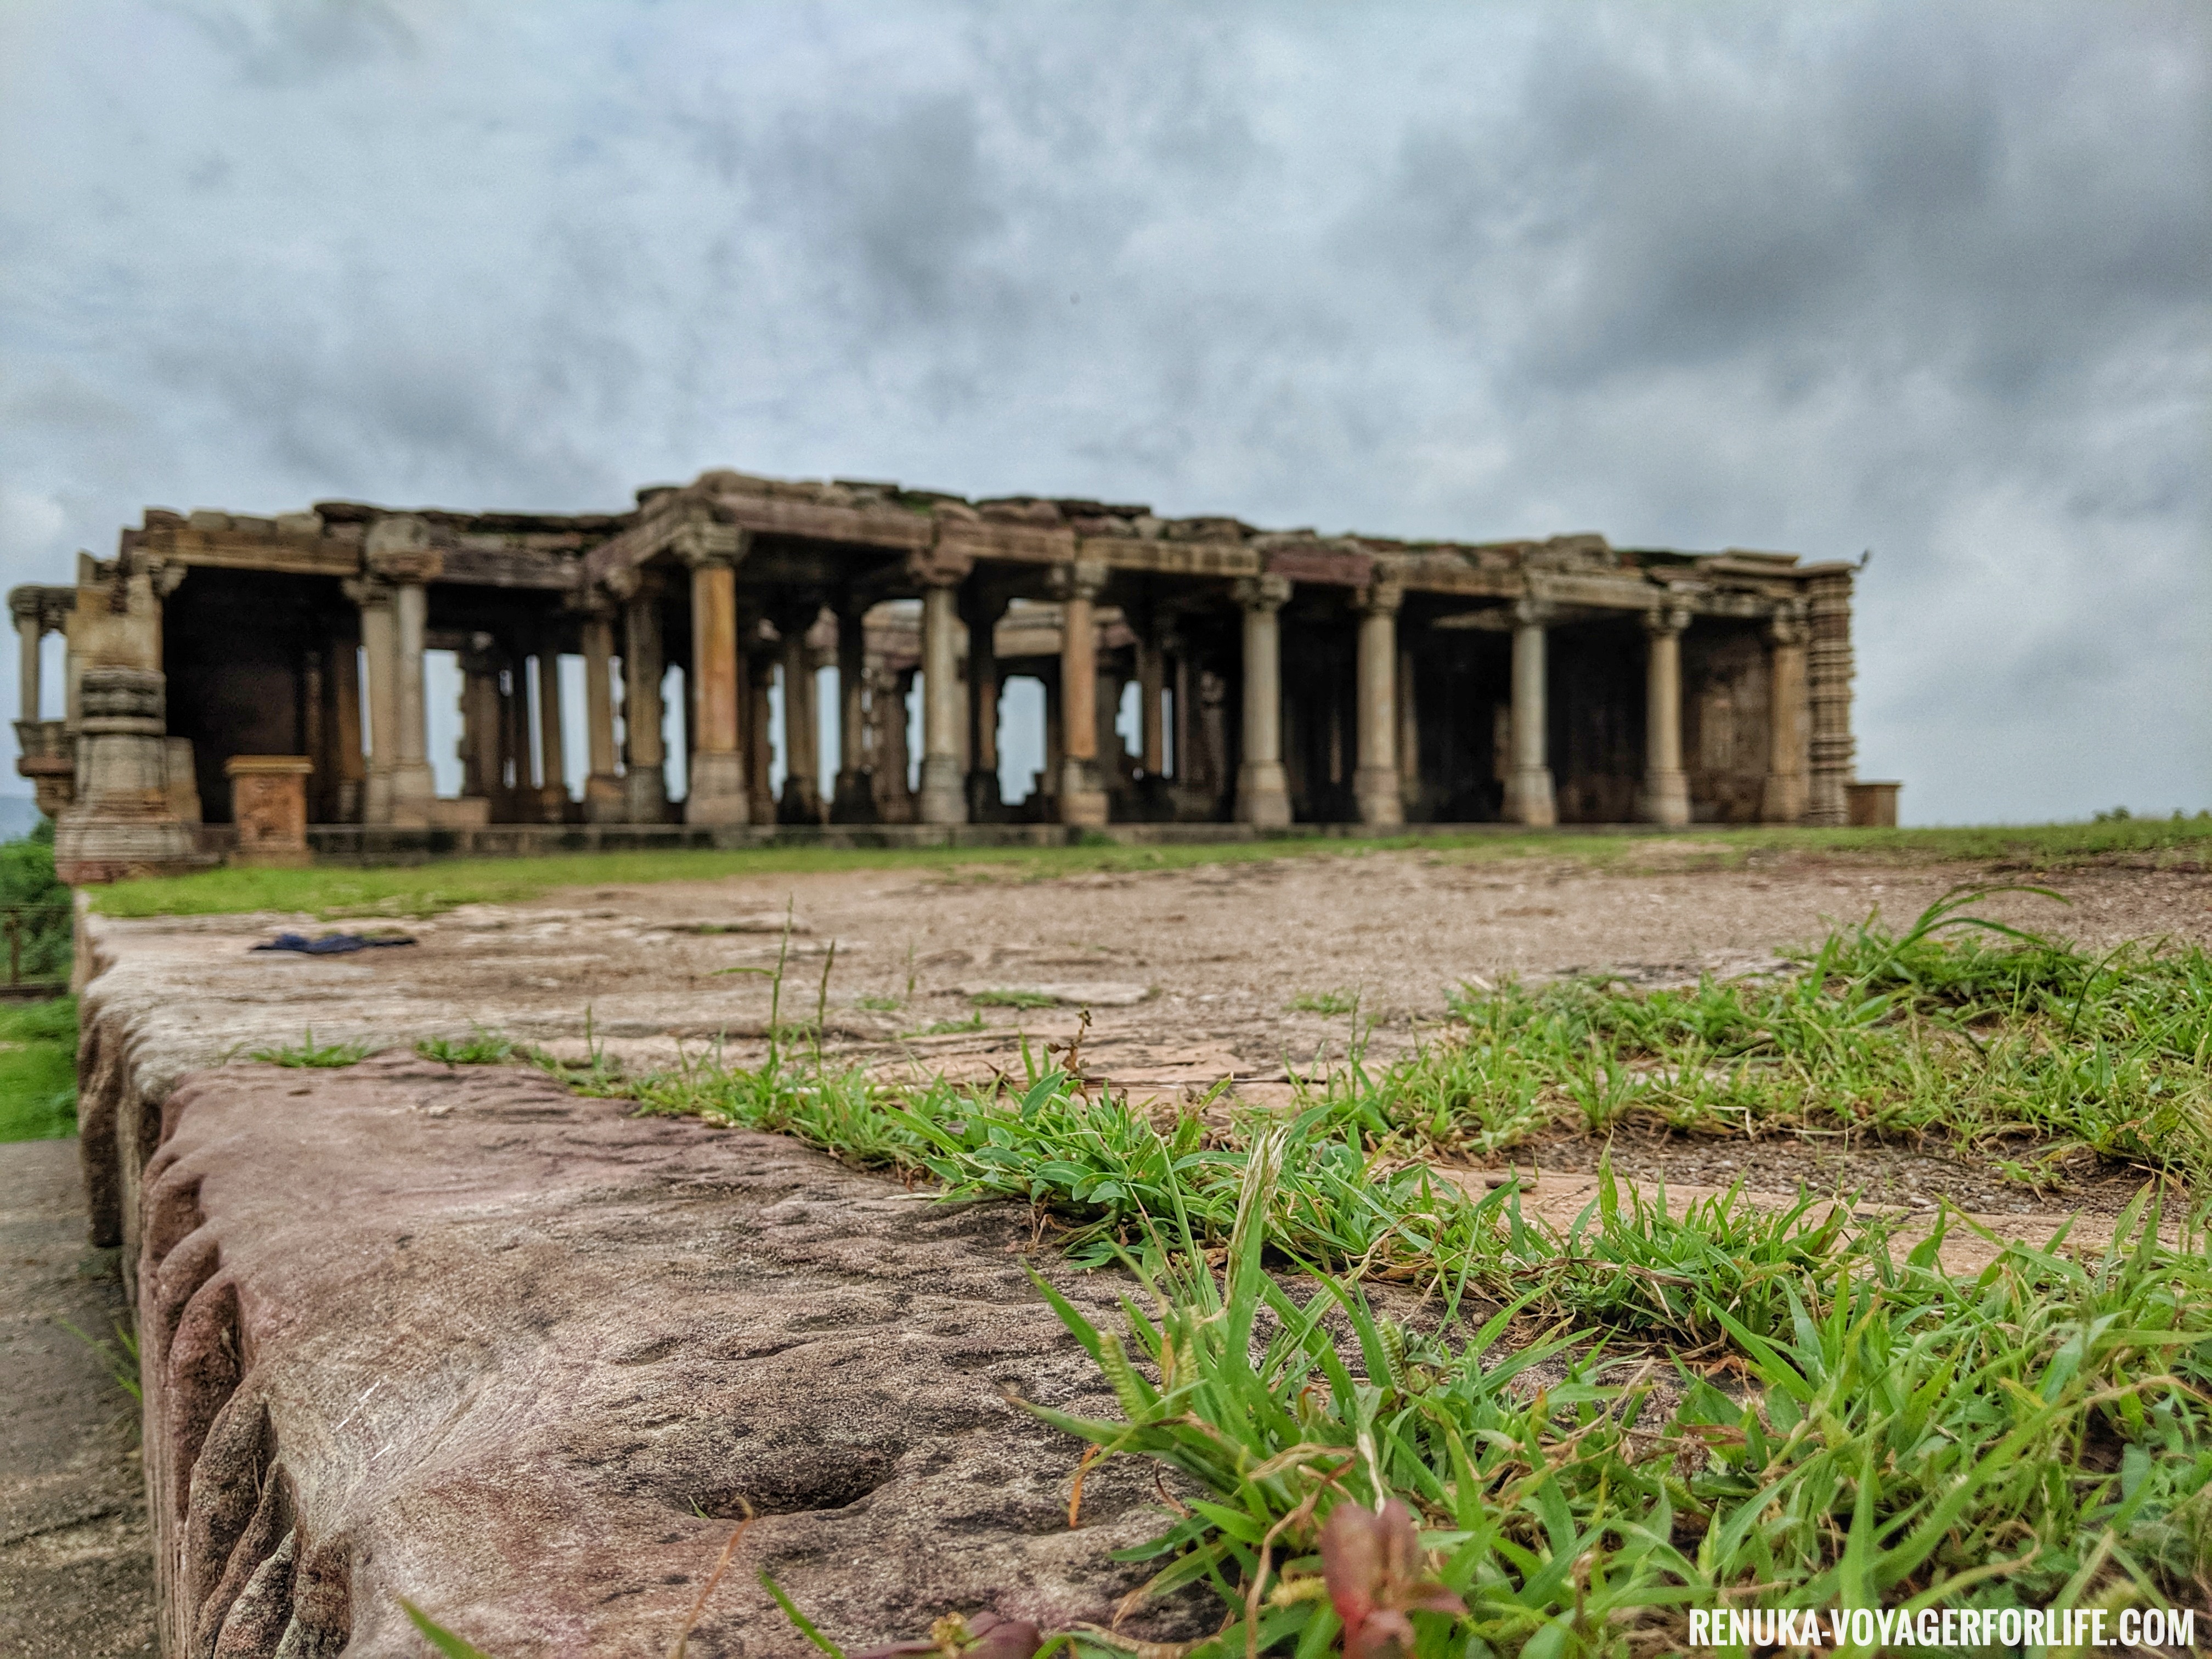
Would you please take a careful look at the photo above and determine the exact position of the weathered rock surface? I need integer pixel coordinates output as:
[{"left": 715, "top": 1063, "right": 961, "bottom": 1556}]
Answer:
[{"left": 134, "top": 1054, "right": 1192, "bottom": 1658}]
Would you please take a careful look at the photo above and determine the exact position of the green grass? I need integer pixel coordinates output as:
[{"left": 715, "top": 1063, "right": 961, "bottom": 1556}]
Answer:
[
  {"left": 1288, "top": 988, "right": 1359, "bottom": 1016},
  {"left": 1332, "top": 884, "right": 2212, "bottom": 1182},
  {"left": 0, "top": 996, "right": 77, "bottom": 1141},
  {"left": 248, "top": 1028, "right": 374, "bottom": 1068},
  {"left": 417, "top": 1026, "right": 521, "bottom": 1065},
  {"left": 969, "top": 988, "right": 1059, "bottom": 1009},
  {"left": 80, "top": 816, "right": 2212, "bottom": 921}
]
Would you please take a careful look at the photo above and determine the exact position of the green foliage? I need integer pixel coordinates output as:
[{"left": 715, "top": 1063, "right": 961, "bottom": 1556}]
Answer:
[
  {"left": 969, "top": 988, "right": 1058, "bottom": 1009},
  {"left": 1025, "top": 1153, "right": 2212, "bottom": 1655},
  {"left": 249, "top": 1028, "right": 374, "bottom": 1068},
  {"left": 58, "top": 1314, "right": 141, "bottom": 1403},
  {"left": 1288, "top": 988, "right": 1358, "bottom": 1016},
  {"left": 0, "top": 819, "right": 72, "bottom": 984},
  {"left": 0, "top": 995, "right": 77, "bottom": 1141},
  {"left": 416, "top": 1026, "right": 520, "bottom": 1066}
]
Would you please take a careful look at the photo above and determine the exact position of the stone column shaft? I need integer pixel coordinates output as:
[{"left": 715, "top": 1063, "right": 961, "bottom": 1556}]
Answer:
[
  {"left": 685, "top": 561, "right": 746, "bottom": 825},
  {"left": 391, "top": 581, "right": 435, "bottom": 826},
  {"left": 830, "top": 610, "right": 874, "bottom": 822},
  {"left": 915, "top": 582, "right": 965, "bottom": 825},
  {"left": 579, "top": 614, "right": 623, "bottom": 822},
  {"left": 1763, "top": 614, "right": 1810, "bottom": 825},
  {"left": 1354, "top": 584, "right": 1403, "bottom": 827},
  {"left": 962, "top": 590, "right": 1005, "bottom": 822},
  {"left": 1505, "top": 603, "right": 1556, "bottom": 827},
  {"left": 1052, "top": 565, "right": 1108, "bottom": 827},
  {"left": 748, "top": 655, "right": 778, "bottom": 825},
  {"left": 1138, "top": 636, "right": 1166, "bottom": 776},
  {"left": 622, "top": 593, "right": 668, "bottom": 822},
  {"left": 778, "top": 621, "right": 821, "bottom": 823},
  {"left": 351, "top": 584, "right": 399, "bottom": 826},
  {"left": 1234, "top": 574, "right": 1292, "bottom": 828},
  {"left": 1641, "top": 611, "right": 1691, "bottom": 827},
  {"left": 16, "top": 614, "right": 40, "bottom": 723}
]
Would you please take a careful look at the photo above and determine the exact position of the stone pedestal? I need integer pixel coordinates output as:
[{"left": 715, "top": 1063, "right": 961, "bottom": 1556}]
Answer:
[
  {"left": 54, "top": 668, "right": 206, "bottom": 884},
  {"left": 225, "top": 755, "right": 313, "bottom": 866},
  {"left": 1846, "top": 781, "right": 1901, "bottom": 827}
]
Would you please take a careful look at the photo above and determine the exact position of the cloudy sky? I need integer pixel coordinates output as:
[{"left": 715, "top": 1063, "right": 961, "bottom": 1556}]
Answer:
[{"left": 2, "top": 0, "right": 2205, "bottom": 822}]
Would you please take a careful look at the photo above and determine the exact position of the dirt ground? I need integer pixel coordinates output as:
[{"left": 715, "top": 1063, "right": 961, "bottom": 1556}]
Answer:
[{"left": 0, "top": 1138, "right": 155, "bottom": 1659}]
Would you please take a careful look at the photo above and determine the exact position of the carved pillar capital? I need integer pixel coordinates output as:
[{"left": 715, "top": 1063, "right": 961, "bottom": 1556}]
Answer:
[
  {"left": 1233, "top": 572, "right": 1293, "bottom": 614},
  {"left": 1512, "top": 595, "right": 1555, "bottom": 629},
  {"left": 1641, "top": 604, "right": 1692, "bottom": 638},
  {"left": 340, "top": 575, "right": 396, "bottom": 610},
  {"left": 1047, "top": 560, "right": 1110, "bottom": 606},
  {"left": 671, "top": 521, "right": 747, "bottom": 569},
  {"left": 1353, "top": 579, "right": 1403, "bottom": 618}
]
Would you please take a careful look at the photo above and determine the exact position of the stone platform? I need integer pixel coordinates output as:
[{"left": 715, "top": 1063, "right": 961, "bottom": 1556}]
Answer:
[{"left": 125, "top": 1054, "right": 1187, "bottom": 1658}]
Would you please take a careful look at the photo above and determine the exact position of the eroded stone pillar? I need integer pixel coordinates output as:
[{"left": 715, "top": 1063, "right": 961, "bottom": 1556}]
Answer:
[
  {"left": 622, "top": 588, "right": 668, "bottom": 823},
  {"left": 917, "top": 580, "right": 966, "bottom": 825},
  {"left": 1353, "top": 580, "right": 1403, "bottom": 827},
  {"left": 748, "top": 653, "right": 778, "bottom": 825},
  {"left": 1138, "top": 630, "right": 1166, "bottom": 778},
  {"left": 831, "top": 608, "right": 874, "bottom": 822},
  {"left": 1763, "top": 611, "right": 1809, "bottom": 825},
  {"left": 777, "top": 605, "right": 822, "bottom": 823},
  {"left": 15, "top": 605, "right": 40, "bottom": 724},
  {"left": 580, "top": 611, "right": 623, "bottom": 822},
  {"left": 1051, "top": 562, "right": 1108, "bottom": 827},
  {"left": 1641, "top": 608, "right": 1691, "bottom": 827},
  {"left": 1396, "top": 645, "right": 1420, "bottom": 811},
  {"left": 1234, "top": 574, "right": 1292, "bottom": 828},
  {"left": 331, "top": 619, "right": 364, "bottom": 823},
  {"left": 961, "top": 588, "right": 1005, "bottom": 822},
  {"left": 54, "top": 667, "right": 199, "bottom": 883},
  {"left": 391, "top": 582, "right": 436, "bottom": 827},
  {"left": 1505, "top": 600, "right": 1556, "bottom": 827},
  {"left": 534, "top": 642, "right": 568, "bottom": 821},
  {"left": 1804, "top": 576, "right": 1854, "bottom": 826},
  {"left": 346, "top": 578, "right": 399, "bottom": 826},
  {"left": 685, "top": 557, "right": 746, "bottom": 825}
]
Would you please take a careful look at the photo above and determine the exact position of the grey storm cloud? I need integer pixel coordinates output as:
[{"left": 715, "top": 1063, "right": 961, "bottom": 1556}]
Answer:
[{"left": 0, "top": 0, "right": 2204, "bottom": 821}]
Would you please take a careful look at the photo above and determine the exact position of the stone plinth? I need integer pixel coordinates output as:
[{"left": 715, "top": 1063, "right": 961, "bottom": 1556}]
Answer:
[
  {"left": 54, "top": 668, "right": 208, "bottom": 884},
  {"left": 223, "top": 755, "right": 312, "bottom": 865},
  {"left": 1846, "top": 781, "right": 1901, "bottom": 827}
]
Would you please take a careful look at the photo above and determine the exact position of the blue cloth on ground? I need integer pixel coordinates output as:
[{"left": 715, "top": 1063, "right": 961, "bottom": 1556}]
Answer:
[{"left": 251, "top": 932, "right": 417, "bottom": 955}]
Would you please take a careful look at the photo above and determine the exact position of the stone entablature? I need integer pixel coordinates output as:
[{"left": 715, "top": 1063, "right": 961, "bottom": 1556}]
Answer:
[{"left": 15, "top": 466, "right": 1864, "bottom": 876}]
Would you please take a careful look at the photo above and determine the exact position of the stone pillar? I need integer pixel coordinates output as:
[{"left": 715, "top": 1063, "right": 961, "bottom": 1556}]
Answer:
[
  {"left": 53, "top": 668, "right": 200, "bottom": 883},
  {"left": 579, "top": 611, "right": 624, "bottom": 822},
  {"left": 1040, "top": 674, "right": 1062, "bottom": 798},
  {"left": 1138, "top": 630, "right": 1166, "bottom": 777},
  {"left": 622, "top": 589, "right": 668, "bottom": 823},
  {"left": 875, "top": 667, "right": 915, "bottom": 821},
  {"left": 1051, "top": 562, "right": 1109, "bottom": 827},
  {"left": 390, "top": 582, "right": 436, "bottom": 826},
  {"left": 534, "top": 642, "right": 568, "bottom": 821},
  {"left": 1763, "top": 610, "right": 1810, "bottom": 825},
  {"left": 961, "top": 588, "right": 1006, "bottom": 822},
  {"left": 1641, "top": 608, "right": 1691, "bottom": 827},
  {"left": 331, "top": 619, "right": 364, "bottom": 823},
  {"left": 15, "top": 605, "right": 40, "bottom": 723},
  {"left": 458, "top": 638, "right": 501, "bottom": 803},
  {"left": 917, "top": 580, "right": 966, "bottom": 825},
  {"left": 685, "top": 557, "right": 746, "bottom": 825},
  {"left": 1353, "top": 581, "right": 1403, "bottom": 827},
  {"left": 1396, "top": 645, "right": 1420, "bottom": 811},
  {"left": 831, "top": 608, "right": 875, "bottom": 822},
  {"left": 748, "top": 653, "right": 778, "bottom": 825},
  {"left": 1505, "top": 600, "right": 1556, "bottom": 827},
  {"left": 777, "top": 606, "right": 822, "bottom": 823},
  {"left": 1804, "top": 575, "right": 1855, "bottom": 827},
  {"left": 345, "top": 579, "right": 399, "bottom": 826},
  {"left": 1233, "top": 574, "right": 1293, "bottom": 828}
]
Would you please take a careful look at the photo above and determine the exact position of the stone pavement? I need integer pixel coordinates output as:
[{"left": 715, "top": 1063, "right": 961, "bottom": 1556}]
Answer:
[{"left": 0, "top": 1137, "right": 155, "bottom": 1659}]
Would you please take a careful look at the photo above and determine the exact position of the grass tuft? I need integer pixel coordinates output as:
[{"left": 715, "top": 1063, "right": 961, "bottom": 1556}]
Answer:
[{"left": 250, "top": 1029, "right": 374, "bottom": 1068}]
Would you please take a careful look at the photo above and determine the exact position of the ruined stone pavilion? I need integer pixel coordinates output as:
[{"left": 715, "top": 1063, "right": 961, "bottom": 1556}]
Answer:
[{"left": 11, "top": 467, "right": 1869, "bottom": 881}]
